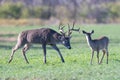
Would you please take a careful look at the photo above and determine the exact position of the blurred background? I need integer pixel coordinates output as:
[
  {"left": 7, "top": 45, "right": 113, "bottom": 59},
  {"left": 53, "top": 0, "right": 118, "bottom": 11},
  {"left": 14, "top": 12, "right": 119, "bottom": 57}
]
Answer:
[{"left": 0, "top": 0, "right": 119, "bottom": 26}]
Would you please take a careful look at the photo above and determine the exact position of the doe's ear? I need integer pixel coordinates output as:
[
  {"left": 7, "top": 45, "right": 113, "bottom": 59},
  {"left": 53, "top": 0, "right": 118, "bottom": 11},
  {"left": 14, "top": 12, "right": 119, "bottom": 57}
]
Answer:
[
  {"left": 91, "top": 30, "right": 94, "bottom": 34},
  {"left": 82, "top": 30, "right": 86, "bottom": 34}
]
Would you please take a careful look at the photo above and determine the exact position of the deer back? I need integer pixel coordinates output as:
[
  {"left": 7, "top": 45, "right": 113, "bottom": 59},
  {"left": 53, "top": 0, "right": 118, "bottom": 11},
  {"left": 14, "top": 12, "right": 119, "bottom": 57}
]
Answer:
[
  {"left": 18, "top": 28, "right": 62, "bottom": 44},
  {"left": 93, "top": 36, "right": 109, "bottom": 49}
]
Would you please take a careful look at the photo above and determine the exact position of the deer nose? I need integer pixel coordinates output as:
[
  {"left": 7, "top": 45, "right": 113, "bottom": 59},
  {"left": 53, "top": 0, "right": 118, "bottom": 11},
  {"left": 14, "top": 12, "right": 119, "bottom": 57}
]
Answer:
[{"left": 68, "top": 46, "right": 71, "bottom": 49}]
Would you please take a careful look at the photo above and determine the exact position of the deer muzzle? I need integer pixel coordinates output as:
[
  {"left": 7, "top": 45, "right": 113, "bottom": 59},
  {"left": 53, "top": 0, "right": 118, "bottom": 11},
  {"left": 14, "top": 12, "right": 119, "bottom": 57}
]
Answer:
[{"left": 67, "top": 46, "right": 71, "bottom": 49}]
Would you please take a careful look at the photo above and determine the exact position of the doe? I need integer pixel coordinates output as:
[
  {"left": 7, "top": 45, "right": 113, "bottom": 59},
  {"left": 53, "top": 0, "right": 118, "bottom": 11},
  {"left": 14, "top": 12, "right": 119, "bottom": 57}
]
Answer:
[{"left": 82, "top": 30, "right": 109, "bottom": 64}]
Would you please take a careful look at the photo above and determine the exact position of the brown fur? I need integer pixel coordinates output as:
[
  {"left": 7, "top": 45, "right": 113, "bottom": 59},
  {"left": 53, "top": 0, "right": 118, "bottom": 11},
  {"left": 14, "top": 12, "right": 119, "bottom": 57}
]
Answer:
[{"left": 8, "top": 28, "right": 71, "bottom": 64}]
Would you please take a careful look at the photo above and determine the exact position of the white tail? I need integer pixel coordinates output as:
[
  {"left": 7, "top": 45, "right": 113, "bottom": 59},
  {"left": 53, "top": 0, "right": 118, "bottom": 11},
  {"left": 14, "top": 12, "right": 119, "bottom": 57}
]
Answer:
[{"left": 82, "top": 30, "right": 109, "bottom": 64}]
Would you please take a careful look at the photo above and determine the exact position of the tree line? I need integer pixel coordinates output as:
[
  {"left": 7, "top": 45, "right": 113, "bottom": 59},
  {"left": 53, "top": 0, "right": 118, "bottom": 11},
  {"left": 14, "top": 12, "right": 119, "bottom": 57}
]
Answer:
[{"left": 0, "top": 1, "right": 119, "bottom": 23}]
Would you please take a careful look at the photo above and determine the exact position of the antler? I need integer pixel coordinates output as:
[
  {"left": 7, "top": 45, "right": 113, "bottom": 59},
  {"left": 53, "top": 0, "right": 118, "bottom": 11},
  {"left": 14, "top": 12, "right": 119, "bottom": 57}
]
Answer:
[
  {"left": 67, "top": 23, "right": 72, "bottom": 36},
  {"left": 67, "top": 22, "right": 80, "bottom": 36},
  {"left": 71, "top": 22, "right": 80, "bottom": 33},
  {"left": 58, "top": 23, "right": 66, "bottom": 35},
  {"left": 58, "top": 22, "right": 80, "bottom": 36}
]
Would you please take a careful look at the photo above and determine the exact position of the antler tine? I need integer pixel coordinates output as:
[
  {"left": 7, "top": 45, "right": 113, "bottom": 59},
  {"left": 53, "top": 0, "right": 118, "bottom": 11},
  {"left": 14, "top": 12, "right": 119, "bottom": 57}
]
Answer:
[
  {"left": 71, "top": 27, "right": 80, "bottom": 33},
  {"left": 70, "top": 22, "right": 80, "bottom": 33},
  {"left": 58, "top": 23, "right": 66, "bottom": 36},
  {"left": 67, "top": 23, "right": 72, "bottom": 36},
  {"left": 58, "top": 22, "right": 62, "bottom": 30},
  {"left": 58, "top": 23, "right": 65, "bottom": 32},
  {"left": 72, "top": 21, "right": 75, "bottom": 29},
  {"left": 68, "top": 23, "right": 70, "bottom": 31}
]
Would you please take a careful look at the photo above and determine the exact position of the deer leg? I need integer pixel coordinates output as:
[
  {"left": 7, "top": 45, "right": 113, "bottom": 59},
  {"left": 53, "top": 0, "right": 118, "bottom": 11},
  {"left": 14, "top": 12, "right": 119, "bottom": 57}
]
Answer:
[
  {"left": 42, "top": 44, "right": 47, "bottom": 64},
  {"left": 90, "top": 50, "right": 94, "bottom": 65},
  {"left": 8, "top": 42, "right": 22, "bottom": 63},
  {"left": 22, "top": 44, "right": 30, "bottom": 64},
  {"left": 99, "top": 50, "right": 105, "bottom": 64},
  {"left": 106, "top": 49, "right": 109, "bottom": 64},
  {"left": 97, "top": 50, "right": 99, "bottom": 64},
  {"left": 51, "top": 44, "right": 65, "bottom": 63}
]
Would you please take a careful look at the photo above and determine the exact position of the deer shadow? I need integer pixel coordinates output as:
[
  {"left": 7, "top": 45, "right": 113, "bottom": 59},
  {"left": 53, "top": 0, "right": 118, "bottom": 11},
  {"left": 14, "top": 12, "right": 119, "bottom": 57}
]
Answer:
[
  {"left": 0, "top": 45, "right": 12, "bottom": 49},
  {"left": 114, "top": 59, "right": 120, "bottom": 62},
  {"left": 0, "top": 44, "right": 65, "bottom": 50},
  {"left": 0, "top": 33, "right": 16, "bottom": 37}
]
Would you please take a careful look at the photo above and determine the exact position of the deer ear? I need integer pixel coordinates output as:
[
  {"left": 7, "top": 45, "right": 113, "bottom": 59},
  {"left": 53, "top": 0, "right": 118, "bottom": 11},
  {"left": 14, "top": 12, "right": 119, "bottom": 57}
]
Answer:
[
  {"left": 82, "top": 30, "right": 86, "bottom": 34},
  {"left": 91, "top": 30, "right": 94, "bottom": 33}
]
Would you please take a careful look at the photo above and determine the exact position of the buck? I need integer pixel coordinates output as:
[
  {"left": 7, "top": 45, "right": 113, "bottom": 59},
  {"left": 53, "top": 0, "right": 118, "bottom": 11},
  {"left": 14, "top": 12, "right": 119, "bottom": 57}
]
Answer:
[
  {"left": 8, "top": 23, "right": 80, "bottom": 64},
  {"left": 82, "top": 30, "right": 109, "bottom": 64}
]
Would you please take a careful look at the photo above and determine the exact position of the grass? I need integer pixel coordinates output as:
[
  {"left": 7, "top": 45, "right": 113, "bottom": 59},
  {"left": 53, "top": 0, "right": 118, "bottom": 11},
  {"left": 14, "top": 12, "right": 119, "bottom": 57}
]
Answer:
[{"left": 0, "top": 24, "right": 120, "bottom": 80}]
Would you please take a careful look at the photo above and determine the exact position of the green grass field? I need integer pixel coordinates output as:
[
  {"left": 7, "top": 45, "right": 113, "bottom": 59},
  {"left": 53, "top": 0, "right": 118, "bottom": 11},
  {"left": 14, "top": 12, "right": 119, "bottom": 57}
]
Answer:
[{"left": 0, "top": 24, "right": 120, "bottom": 80}]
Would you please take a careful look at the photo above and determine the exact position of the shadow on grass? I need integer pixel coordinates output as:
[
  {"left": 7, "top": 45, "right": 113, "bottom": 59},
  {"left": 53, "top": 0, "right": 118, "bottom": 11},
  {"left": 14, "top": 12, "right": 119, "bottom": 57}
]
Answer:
[
  {"left": 114, "top": 59, "right": 120, "bottom": 62},
  {"left": 0, "top": 45, "right": 12, "bottom": 49},
  {"left": 0, "top": 44, "right": 66, "bottom": 50},
  {"left": 0, "top": 33, "right": 17, "bottom": 37}
]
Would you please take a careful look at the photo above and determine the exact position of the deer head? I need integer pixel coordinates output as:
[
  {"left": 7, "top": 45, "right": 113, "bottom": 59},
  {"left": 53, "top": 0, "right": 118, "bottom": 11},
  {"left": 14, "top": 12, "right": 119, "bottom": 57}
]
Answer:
[
  {"left": 58, "top": 23, "right": 71, "bottom": 49},
  {"left": 58, "top": 22, "right": 80, "bottom": 49}
]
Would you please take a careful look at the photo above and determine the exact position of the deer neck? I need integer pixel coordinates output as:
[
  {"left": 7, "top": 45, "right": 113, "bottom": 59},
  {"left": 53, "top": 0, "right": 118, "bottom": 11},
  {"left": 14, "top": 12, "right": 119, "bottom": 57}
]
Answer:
[
  {"left": 86, "top": 35, "right": 94, "bottom": 47},
  {"left": 53, "top": 33, "right": 62, "bottom": 44}
]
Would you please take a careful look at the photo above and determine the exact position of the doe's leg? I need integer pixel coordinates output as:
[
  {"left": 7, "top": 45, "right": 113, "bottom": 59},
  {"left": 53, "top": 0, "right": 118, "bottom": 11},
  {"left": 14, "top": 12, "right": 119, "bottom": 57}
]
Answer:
[
  {"left": 97, "top": 50, "right": 99, "bottom": 64},
  {"left": 90, "top": 50, "right": 94, "bottom": 65},
  {"left": 106, "top": 50, "right": 109, "bottom": 64},
  {"left": 99, "top": 50, "right": 105, "bottom": 64}
]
